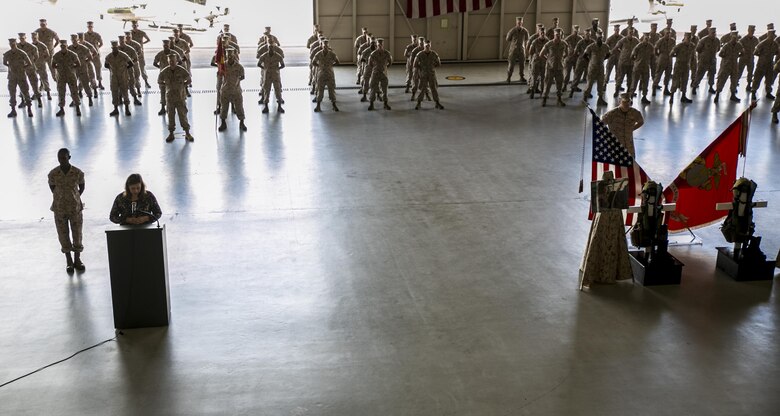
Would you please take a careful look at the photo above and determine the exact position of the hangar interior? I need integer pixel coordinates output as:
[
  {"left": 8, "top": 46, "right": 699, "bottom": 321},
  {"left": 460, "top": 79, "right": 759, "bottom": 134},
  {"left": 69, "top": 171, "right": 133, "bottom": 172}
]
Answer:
[{"left": 0, "top": 0, "right": 779, "bottom": 415}]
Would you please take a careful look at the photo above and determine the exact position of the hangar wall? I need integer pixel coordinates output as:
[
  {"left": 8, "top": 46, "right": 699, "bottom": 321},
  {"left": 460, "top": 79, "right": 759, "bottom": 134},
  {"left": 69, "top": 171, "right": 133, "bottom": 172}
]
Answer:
[{"left": 313, "top": 0, "right": 611, "bottom": 63}]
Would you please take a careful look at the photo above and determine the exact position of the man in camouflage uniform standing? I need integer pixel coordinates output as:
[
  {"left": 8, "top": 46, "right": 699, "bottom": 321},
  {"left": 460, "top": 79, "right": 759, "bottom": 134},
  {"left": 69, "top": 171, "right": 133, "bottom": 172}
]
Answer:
[
  {"left": 354, "top": 27, "right": 369, "bottom": 84},
  {"left": 505, "top": 17, "right": 529, "bottom": 83},
  {"left": 153, "top": 39, "right": 182, "bottom": 115},
  {"left": 31, "top": 32, "right": 52, "bottom": 100},
  {"left": 177, "top": 23, "right": 194, "bottom": 49},
  {"left": 669, "top": 32, "right": 695, "bottom": 104},
  {"left": 410, "top": 36, "right": 430, "bottom": 101},
  {"left": 16, "top": 33, "right": 42, "bottom": 108},
  {"left": 358, "top": 37, "right": 377, "bottom": 102},
  {"left": 313, "top": 39, "right": 340, "bottom": 112},
  {"left": 158, "top": 54, "right": 193, "bottom": 142},
  {"left": 3, "top": 38, "right": 33, "bottom": 118},
  {"left": 568, "top": 29, "right": 594, "bottom": 97},
  {"left": 78, "top": 33, "right": 99, "bottom": 98},
  {"left": 613, "top": 30, "right": 638, "bottom": 96},
  {"left": 751, "top": 29, "right": 778, "bottom": 101},
  {"left": 404, "top": 34, "right": 418, "bottom": 92},
  {"left": 105, "top": 40, "right": 133, "bottom": 116},
  {"left": 51, "top": 40, "right": 81, "bottom": 117},
  {"left": 130, "top": 21, "right": 152, "bottom": 88},
  {"left": 124, "top": 32, "right": 144, "bottom": 96},
  {"left": 414, "top": 40, "right": 443, "bottom": 110},
  {"left": 84, "top": 21, "right": 105, "bottom": 90},
  {"left": 647, "top": 23, "right": 661, "bottom": 86},
  {"left": 693, "top": 28, "right": 720, "bottom": 95},
  {"left": 68, "top": 34, "right": 94, "bottom": 107},
  {"left": 34, "top": 19, "right": 59, "bottom": 80},
  {"left": 602, "top": 93, "right": 644, "bottom": 158},
  {"left": 117, "top": 35, "right": 142, "bottom": 105},
  {"left": 540, "top": 29, "right": 568, "bottom": 107},
  {"left": 217, "top": 48, "right": 247, "bottom": 131},
  {"left": 629, "top": 33, "right": 654, "bottom": 104},
  {"left": 605, "top": 24, "right": 622, "bottom": 85},
  {"left": 367, "top": 38, "right": 392, "bottom": 111},
  {"left": 562, "top": 26, "right": 582, "bottom": 90},
  {"left": 698, "top": 20, "right": 713, "bottom": 39},
  {"left": 621, "top": 19, "right": 639, "bottom": 38},
  {"left": 653, "top": 30, "right": 675, "bottom": 96},
  {"left": 737, "top": 25, "right": 759, "bottom": 92},
  {"left": 582, "top": 34, "right": 610, "bottom": 106},
  {"left": 258, "top": 44, "right": 286, "bottom": 114},
  {"left": 527, "top": 26, "right": 547, "bottom": 98},
  {"left": 48, "top": 148, "right": 86, "bottom": 273},
  {"left": 714, "top": 31, "right": 743, "bottom": 103}
]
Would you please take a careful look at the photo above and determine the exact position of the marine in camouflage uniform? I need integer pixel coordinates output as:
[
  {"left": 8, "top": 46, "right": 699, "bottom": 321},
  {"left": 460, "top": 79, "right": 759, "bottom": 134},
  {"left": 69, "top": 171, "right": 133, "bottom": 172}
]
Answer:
[
  {"left": 34, "top": 19, "right": 59, "bottom": 80},
  {"left": 68, "top": 34, "right": 94, "bottom": 107},
  {"left": 358, "top": 38, "right": 378, "bottom": 102},
  {"left": 621, "top": 20, "right": 640, "bottom": 38},
  {"left": 30, "top": 32, "right": 52, "bottom": 100},
  {"left": 693, "top": 28, "right": 720, "bottom": 94},
  {"left": 3, "top": 38, "right": 33, "bottom": 117},
  {"left": 177, "top": 24, "right": 195, "bottom": 49},
  {"left": 404, "top": 34, "right": 419, "bottom": 92},
  {"left": 256, "top": 34, "right": 282, "bottom": 104},
  {"left": 117, "top": 35, "right": 141, "bottom": 105},
  {"left": 647, "top": 23, "right": 661, "bottom": 85},
  {"left": 153, "top": 40, "right": 183, "bottom": 115},
  {"left": 629, "top": 33, "right": 654, "bottom": 104},
  {"left": 84, "top": 21, "right": 105, "bottom": 90},
  {"left": 659, "top": 19, "right": 676, "bottom": 39},
  {"left": 720, "top": 23, "right": 739, "bottom": 45},
  {"left": 568, "top": 30, "right": 594, "bottom": 97},
  {"left": 613, "top": 31, "right": 639, "bottom": 96},
  {"left": 48, "top": 148, "right": 86, "bottom": 273},
  {"left": 771, "top": 59, "right": 780, "bottom": 123},
  {"left": 309, "top": 36, "right": 325, "bottom": 96},
  {"left": 158, "top": 54, "right": 193, "bottom": 142},
  {"left": 653, "top": 31, "right": 676, "bottom": 95},
  {"left": 218, "top": 49, "right": 247, "bottom": 130},
  {"left": 605, "top": 24, "right": 623, "bottom": 85},
  {"left": 527, "top": 27, "right": 548, "bottom": 98},
  {"left": 104, "top": 40, "right": 134, "bottom": 116},
  {"left": 354, "top": 27, "right": 369, "bottom": 84},
  {"left": 562, "top": 26, "right": 582, "bottom": 90},
  {"left": 689, "top": 25, "right": 699, "bottom": 81},
  {"left": 714, "top": 32, "right": 743, "bottom": 103},
  {"left": 669, "top": 33, "right": 695, "bottom": 104},
  {"left": 751, "top": 30, "right": 778, "bottom": 100},
  {"left": 367, "top": 38, "right": 393, "bottom": 110},
  {"left": 601, "top": 93, "right": 644, "bottom": 157},
  {"left": 258, "top": 46, "right": 286, "bottom": 114},
  {"left": 78, "top": 33, "right": 99, "bottom": 97},
  {"left": 545, "top": 18, "right": 561, "bottom": 40},
  {"left": 410, "top": 37, "right": 430, "bottom": 101},
  {"left": 130, "top": 21, "right": 152, "bottom": 88},
  {"left": 698, "top": 20, "right": 713, "bottom": 39},
  {"left": 414, "top": 41, "right": 444, "bottom": 110},
  {"left": 313, "top": 39, "right": 340, "bottom": 112},
  {"left": 505, "top": 17, "right": 530, "bottom": 83},
  {"left": 582, "top": 34, "right": 611, "bottom": 106},
  {"left": 51, "top": 40, "right": 81, "bottom": 117},
  {"left": 737, "top": 25, "right": 759, "bottom": 92},
  {"left": 124, "top": 32, "right": 144, "bottom": 95},
  {"left": 16, "top": 33, "right": 42, "bottom": 107},
  {"left": 540, "top": 30, "right": 568, "bottom": 107}
]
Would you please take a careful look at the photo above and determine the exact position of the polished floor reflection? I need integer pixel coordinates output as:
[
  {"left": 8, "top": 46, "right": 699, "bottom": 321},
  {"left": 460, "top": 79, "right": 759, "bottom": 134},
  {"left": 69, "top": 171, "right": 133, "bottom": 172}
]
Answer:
[{"left": 1, "top": 64, "right": 779, "bottom": 415}]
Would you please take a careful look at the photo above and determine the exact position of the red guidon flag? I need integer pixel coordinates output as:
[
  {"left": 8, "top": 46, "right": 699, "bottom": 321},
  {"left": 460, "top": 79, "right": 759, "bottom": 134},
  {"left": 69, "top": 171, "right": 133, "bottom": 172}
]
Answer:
[
  {"left": 406, "top": 0, "right": 494, "bottom": 18},
  {"left": 215, "top": 38, "right": 226, "bottom": 76},
  {"left": 663, "top": 108, "right": 751, "bottom": 232}
]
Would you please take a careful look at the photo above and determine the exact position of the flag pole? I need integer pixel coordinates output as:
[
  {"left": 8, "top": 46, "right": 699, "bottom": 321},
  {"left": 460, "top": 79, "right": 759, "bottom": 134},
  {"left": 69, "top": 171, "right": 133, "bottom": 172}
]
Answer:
[
  {"left": 741, "top": 101, "right": 757, "bottom": 178},
  {"left": 579, "top": 106, "right": 591, "bottom": 193}
]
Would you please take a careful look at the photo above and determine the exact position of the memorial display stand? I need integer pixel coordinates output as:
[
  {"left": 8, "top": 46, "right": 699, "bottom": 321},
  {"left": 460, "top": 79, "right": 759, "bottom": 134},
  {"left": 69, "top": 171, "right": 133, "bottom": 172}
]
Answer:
[{"left": 106, "top": 224, "right": 171, "bottom": 329}]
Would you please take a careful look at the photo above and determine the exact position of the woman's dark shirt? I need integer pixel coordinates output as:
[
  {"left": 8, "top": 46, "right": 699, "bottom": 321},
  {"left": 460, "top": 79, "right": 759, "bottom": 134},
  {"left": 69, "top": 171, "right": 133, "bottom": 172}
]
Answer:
[{"left": 109, "top": 191, "right": 162, "bottom": 225}]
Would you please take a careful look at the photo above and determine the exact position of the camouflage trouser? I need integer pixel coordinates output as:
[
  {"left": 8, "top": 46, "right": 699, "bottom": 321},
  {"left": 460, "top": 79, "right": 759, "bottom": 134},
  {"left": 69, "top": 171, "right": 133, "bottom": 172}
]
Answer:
[
  {"left": 263, "top": 73, "right": 283, "bottom": 104},
  {"left": 772, "top": 90, "right": 780, "bottom": 113},
  {"left": 570, "top": 58, "right": 588, "bottom": 87},
  {"left": 24, "top": 67, "right": 41, "bottom": 99},
  {"left": 529, "top": 58, "right": 545, "bottom": 93},
  {"left": 670, "top": 65, "right": 690, "bottom": 94},
  {"left": 8, "top": 75, "right": 31, "bottom": 107},
  {"left": 650, "top": 55, "right": 657, "bottom": 84},
  {"left": 751, "top": 64, "right": 774, "bottom": 94},
  {"left": 605, "top": 56, "right": 619, "bottom": 82},
  {"left": 416, "top": 74, "right": 439, "bottom": 103},
  {"left": 215, "top": 74, "right": 223, "bottom": 106},
  {"left": 405, "top": 60, "right": 413, "bottom": 87},
  {"left": 132, "top": 61, "right": 142, "bottom": 90},
  {"left": 507, "top": 46, "right": 526, "bottom": 78},
  {"left": 35, "top": 61, "right": 51, "bottom": 92},
  {"left": 563, "top": 56, "right": 577, "bottom": 84},
  {"left": 630, "top": 65, "right": 651, "bottom": 96},
  {"left": 543, "top": 68, "right": 564, "bottom": 98},
  {"left": 615, "top": 63, "right": 633, "bottom": 91},
  {"left": 126, "top": 67, "right": 138, "bottom": 98},
  {"left": 360, "top": 67, "right": 372, "bottom": 96},
  {"left": 316, "top": 72, "right": 336, "bottom": 103},
  {"left": 693, "top": 57, "right": 716, "bottom": 88},
  {"left": 737, "top": 56, "right": 754, "bottom": 88},
  {"left": 166, "top": 95, "right": 190, "bottom": 131},
  {"left": 75, "top": 68, "right": 93, "bottom": 98},
  {"left": 54, "top": 210, "right": 83, "bottom": 253},
  {"left": 220, "top": 89, "right": 245, "bottom": 120},
  {"left": 369, "top": 72, "right": 388, "bottom": 102},
  {"left": 139, "top": 53, "right": 149, "bottom": 81},
  {"left": 690, "top": 55, "right": 698, "bottom": 79},
  {"left": 716, "top": 66, "right": 738, "bottom": 93},
  {"left": 111, "top": 75, "right": 130, "bottom": 106},
  {"left": 92, "top": 54, "right": 103, "bottom": 81},
  {"left": 585, "top": 69, "right": 606, "bottom": 97},
  {"left": 57, "top": 73, "right": 79, "bottom": 107},
  {"left": 654, "top": 58, "right": 672, "bottom": 88}
]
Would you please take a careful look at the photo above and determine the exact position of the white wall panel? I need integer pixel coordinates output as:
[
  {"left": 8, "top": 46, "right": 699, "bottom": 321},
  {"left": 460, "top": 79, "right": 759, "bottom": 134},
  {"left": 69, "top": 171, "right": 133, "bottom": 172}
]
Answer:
[{"left": 315, "top": 0, "right": 611, "bottom": 63}]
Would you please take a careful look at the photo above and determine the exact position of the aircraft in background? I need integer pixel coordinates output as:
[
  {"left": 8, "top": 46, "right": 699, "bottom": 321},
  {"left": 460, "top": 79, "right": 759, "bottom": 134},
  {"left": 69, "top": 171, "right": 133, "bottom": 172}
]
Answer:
[
  {"left": 105, "top": 0, "right": 230, "bottom": 31},
  {"left": 610, "top": 0, "right": 685, "bottom": 26}
]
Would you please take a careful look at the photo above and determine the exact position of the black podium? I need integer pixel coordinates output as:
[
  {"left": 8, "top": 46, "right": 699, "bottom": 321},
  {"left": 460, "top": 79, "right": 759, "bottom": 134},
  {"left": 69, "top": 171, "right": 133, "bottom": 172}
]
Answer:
[{"left": 106, "top": 224, "right": 170, "bottom": 329}]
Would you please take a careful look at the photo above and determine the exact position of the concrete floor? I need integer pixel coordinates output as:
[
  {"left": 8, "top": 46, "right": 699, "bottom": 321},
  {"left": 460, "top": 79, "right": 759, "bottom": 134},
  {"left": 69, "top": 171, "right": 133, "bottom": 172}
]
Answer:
[{"left": 0, "top": 63, "right": 779, "bottom": 415}]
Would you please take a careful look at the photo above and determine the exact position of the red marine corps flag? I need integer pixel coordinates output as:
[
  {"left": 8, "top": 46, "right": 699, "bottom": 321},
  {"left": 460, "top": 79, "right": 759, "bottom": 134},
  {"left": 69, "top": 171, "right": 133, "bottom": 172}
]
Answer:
[
  {"left": 215, "top": 38, "right": 226, "bottom": 76},
  {"left": 663, "top": 108, "right": 752, "bottom": 232},
  {"left": 406, "top": 0, "right": 494, "bottom": 18}
]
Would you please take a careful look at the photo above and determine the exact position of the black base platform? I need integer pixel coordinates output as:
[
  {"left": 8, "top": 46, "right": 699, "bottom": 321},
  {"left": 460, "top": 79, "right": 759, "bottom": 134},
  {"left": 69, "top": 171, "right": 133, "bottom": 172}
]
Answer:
[
  {"left": 629, "top": 250, "right": 684, "bottom": 286},
  {"left": 715, "top": 247, "right": 777, "bottom": 282}
]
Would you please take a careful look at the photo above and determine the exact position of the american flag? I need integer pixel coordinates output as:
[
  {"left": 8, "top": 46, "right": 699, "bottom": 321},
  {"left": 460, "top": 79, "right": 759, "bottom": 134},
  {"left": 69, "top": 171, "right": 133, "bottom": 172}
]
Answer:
[
  {"left": 406, "top": 0, "right": 494, "bottom": 19},
  {"left": 589, "top": 108, "right": 650, "bottom": 225}
]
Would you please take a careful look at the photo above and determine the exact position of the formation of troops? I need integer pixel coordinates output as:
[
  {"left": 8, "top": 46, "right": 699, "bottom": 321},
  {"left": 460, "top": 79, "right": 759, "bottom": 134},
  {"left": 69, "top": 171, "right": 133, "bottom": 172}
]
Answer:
[
  {"left": 504, "top": 16, "right": 780, "bottom": 122},
  {"left": 4, "top": 16, "right": 780, "bottom": 136}
]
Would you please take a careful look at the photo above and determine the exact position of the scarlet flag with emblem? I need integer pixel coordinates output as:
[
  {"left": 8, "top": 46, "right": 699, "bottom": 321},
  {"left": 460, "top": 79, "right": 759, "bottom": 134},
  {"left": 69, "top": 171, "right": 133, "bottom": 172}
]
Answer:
[
  {"left": 663, "top": 108, "right": 752, "bottom": 232},
  {"left": 215, "top": 38, "right": 226, "bottom": 76},
  {"left": 406, "top": 0, "right": 494, "bottom": 19}
]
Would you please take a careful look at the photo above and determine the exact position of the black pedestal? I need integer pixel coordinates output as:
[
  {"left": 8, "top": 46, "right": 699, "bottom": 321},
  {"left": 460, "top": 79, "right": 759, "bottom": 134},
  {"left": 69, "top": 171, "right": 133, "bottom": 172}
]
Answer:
[
  {"left": 629, "top": 250, "right": 684, "bottom": 286},
  {"left": 106, "top": 224, "right": 170, "bottom": 329},
  {"left": 715, "top": 247, "right": 776, "bottom": 281}
]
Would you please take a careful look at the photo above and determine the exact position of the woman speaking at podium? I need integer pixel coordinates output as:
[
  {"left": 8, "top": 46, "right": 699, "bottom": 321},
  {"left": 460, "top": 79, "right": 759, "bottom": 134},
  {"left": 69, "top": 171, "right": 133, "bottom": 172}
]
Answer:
[{"left": 109, "top": 174, "right": 162, "bottom": 225}]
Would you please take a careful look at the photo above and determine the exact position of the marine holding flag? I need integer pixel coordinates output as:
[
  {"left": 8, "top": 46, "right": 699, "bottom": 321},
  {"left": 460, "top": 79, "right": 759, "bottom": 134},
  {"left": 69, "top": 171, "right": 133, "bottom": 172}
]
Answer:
[{"left": 663, "top": 105, "right": 754, "bottom": 232}]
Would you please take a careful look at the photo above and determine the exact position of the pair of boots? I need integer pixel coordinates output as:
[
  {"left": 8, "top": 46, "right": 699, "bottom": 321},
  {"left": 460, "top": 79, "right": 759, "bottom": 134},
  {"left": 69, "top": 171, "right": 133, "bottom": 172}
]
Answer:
[
  {"left": 713, "top": 91, "right": 741, "bottom": 103},
  {"left": 218, "top": 119, "right": 248, "bottom": 131},
  {"left": 262, "top": 103, "right": 284, "bottom": 114},
  {"left": 165, "top": 130, "right": 194, "bottom": 142},
  {"left": 110, "top": 104, "right": 132, "bottom": 116},
  {"left": 7, "top": 105, "right": 33, "bottom": 118},
  {"left": 56, "top": 105, "right": 80, "bottom": 117},
  {"left": 772, "top": 112, "right": 779, "bottom": 124},
  {"left": 541, "top": 97, "right": 566, "bottom": 107},
  {"left": 314, "top": 101, "right": 339, "bottom": 112},
  {"left": 669, "top": 94, "right": 692, "bottom": 104},
  {"left": 368, "top": 101, "right": 391, "bottom": 110},
  {"left": 414, "top": 101, "right": 443, "bottom": 110},
  {"left": 65, "top": 252, "right": 85, "bottom": 274}
]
